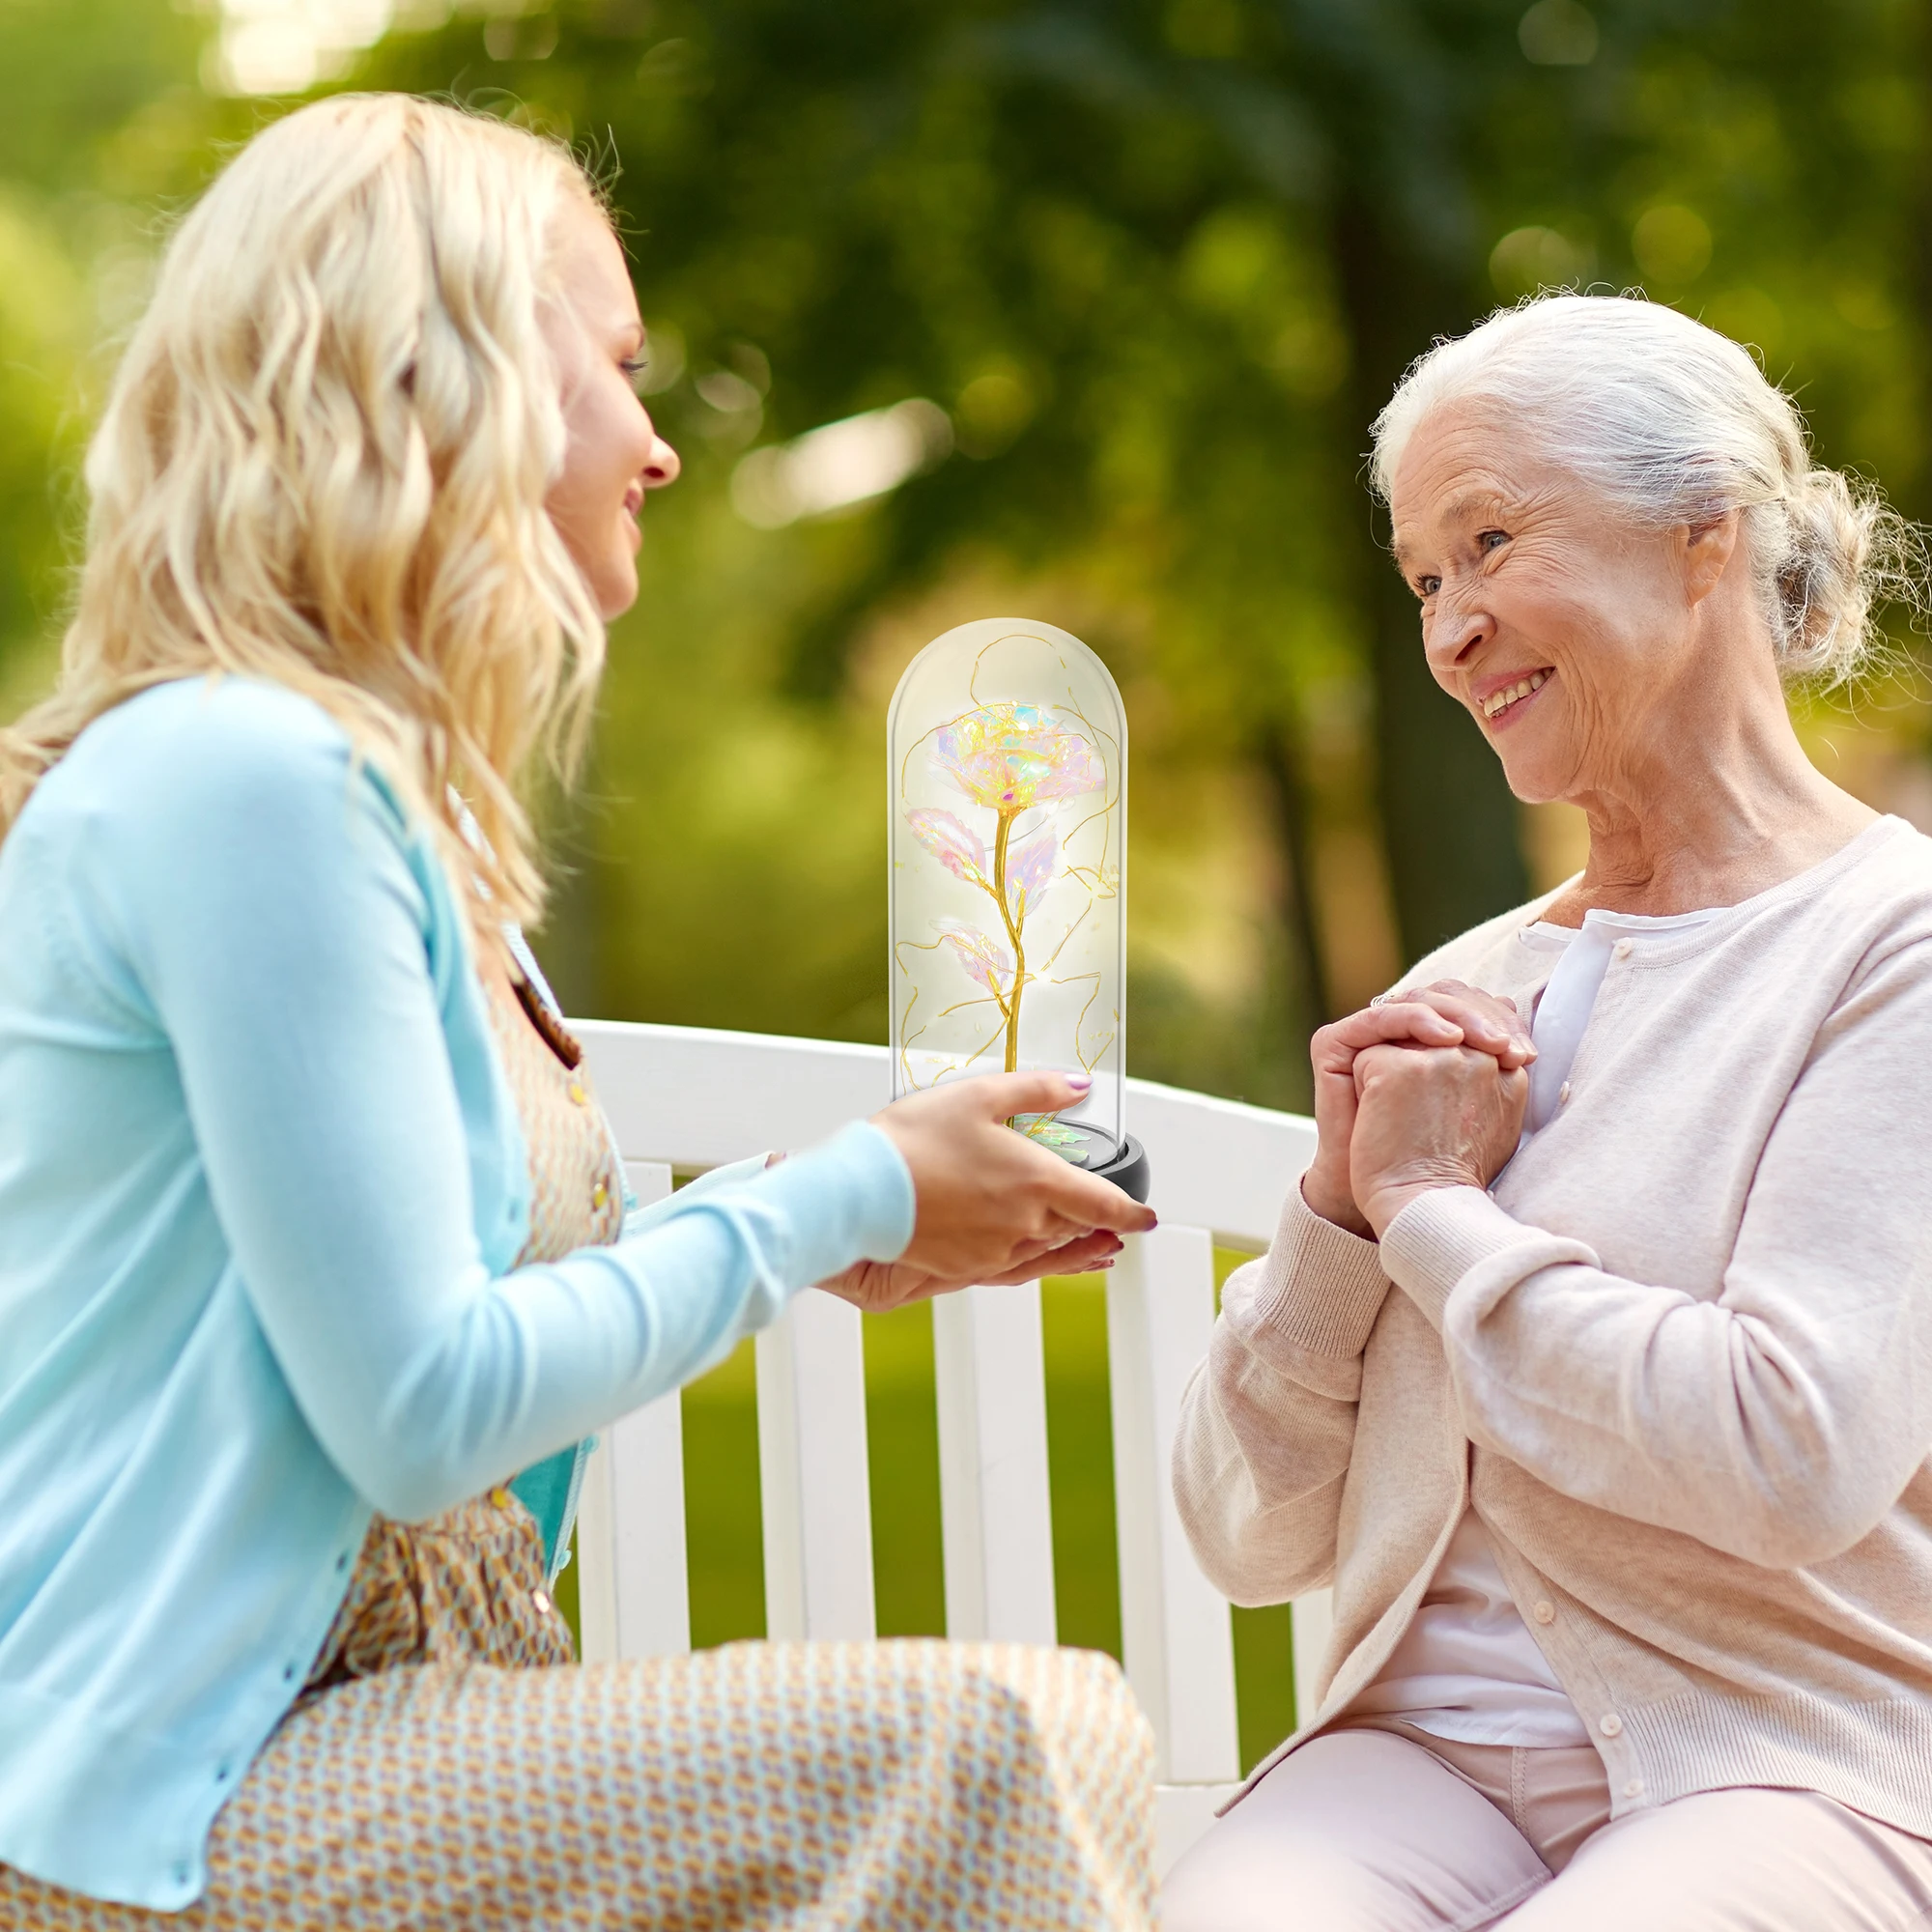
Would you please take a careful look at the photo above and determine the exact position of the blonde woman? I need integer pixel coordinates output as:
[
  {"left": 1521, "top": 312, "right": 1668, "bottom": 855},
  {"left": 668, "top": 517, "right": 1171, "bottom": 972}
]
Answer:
[{"left": 0, "top": 95, "right": 1158, "bottom": 1927}]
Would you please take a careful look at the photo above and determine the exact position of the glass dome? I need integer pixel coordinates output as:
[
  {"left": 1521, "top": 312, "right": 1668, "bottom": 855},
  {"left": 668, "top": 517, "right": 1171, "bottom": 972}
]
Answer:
[{"left": 888, "top": 617, "right": 1145, "bottom": 1196}]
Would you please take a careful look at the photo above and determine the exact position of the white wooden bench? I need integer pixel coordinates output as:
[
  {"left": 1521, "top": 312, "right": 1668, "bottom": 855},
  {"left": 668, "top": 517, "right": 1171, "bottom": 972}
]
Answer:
[{"left": 569, "top": 1019, "right": 1336, "bottom": 1876}]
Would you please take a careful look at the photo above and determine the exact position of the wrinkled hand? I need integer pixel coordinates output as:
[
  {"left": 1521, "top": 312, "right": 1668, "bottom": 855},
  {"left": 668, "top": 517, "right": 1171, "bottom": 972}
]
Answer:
[
  {"left": 1349, "top": 1040, "right": 1529, "bottom": 1239},
  {"left": 819, "top": 1071, "right": 1156, "bottom": 1315},
  {"left": 1302, "top": 981, "right": 1533, "bottom": 1237}
]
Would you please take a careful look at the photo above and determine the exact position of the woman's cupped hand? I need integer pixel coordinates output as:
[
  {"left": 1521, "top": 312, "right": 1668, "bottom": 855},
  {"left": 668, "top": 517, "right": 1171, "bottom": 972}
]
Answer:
[
  {"left": 819, "top": 1072, "right": 1158, "bottom": 1314},
  {"left": 1301, "top": 981, "right": 1533, "bottom": 1241}
]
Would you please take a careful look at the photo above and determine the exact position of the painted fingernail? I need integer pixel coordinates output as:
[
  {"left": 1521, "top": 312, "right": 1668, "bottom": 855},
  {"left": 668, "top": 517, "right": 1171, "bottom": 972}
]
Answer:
[{"left": 1065, "top": 1073, "right": 1094, "bottom": 1091}]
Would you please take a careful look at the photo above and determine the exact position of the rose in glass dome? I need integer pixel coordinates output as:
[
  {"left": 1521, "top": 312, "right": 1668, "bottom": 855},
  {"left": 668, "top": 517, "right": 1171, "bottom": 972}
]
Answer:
[
  {"left": 907, "top": 701, "right": 1105, "bottom": 1104},
  {"left": 889, "top": 618, "right": 1135, "bottom": 1183}
]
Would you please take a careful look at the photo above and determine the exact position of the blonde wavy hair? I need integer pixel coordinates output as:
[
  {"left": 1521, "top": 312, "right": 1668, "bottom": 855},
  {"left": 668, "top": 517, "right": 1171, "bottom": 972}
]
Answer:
[{"left": 0, "top": 93, "right": 611, "bottom": 925}]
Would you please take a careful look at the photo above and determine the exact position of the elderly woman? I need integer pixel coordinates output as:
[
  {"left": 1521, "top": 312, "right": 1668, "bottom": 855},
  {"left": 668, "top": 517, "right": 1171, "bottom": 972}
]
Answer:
[
  {"left": 0, "top": 95, "right": 1158, "bottom": 1928},
  {"left": 1163, "top": 293, "right": 1932, "bottom": 1930}
]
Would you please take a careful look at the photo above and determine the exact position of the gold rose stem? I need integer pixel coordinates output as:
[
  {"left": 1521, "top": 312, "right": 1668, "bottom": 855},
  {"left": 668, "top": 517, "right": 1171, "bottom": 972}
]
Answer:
[{"left": 991, "top": 809, "right": 1027, "bottom": 1086}]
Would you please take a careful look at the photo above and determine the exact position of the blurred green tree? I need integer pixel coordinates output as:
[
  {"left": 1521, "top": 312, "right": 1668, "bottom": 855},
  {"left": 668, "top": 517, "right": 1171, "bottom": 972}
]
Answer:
[
  {"left": 336, "top": 0, "right": 1931, "bottom": 1102},
  {"left": 0, "top": 0, "right": 207, "bottom": 700},
  {"left": 4, "top": 0, "right": 1927, "bottom": 1109}
]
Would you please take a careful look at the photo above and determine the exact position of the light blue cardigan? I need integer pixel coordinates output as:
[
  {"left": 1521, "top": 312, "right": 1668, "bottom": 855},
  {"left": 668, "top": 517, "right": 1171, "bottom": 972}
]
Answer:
[{"left": 0, "top": 676, "right": 915, "bottom": 1912}]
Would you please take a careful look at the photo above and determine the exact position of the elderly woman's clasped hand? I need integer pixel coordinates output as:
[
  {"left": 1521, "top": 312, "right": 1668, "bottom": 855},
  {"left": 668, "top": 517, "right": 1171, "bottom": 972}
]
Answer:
[{"left": 1300, "top": 980, "right": 1535, "bottom": 1240}]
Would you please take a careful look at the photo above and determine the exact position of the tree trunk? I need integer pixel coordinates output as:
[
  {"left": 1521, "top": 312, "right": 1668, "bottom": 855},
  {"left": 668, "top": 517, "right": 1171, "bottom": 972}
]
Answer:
[
  {"left": 1333, "top": 194, "right": 1528, "bottom": 966},
  {"left": 1257, "top": 724, "right": 1335, "bottom": 1026}
]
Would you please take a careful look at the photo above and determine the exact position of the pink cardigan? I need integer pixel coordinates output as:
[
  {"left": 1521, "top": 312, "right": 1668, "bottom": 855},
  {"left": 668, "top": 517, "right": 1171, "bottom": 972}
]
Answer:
[{"left": 1175, "top": 815, "right": 1932, "bottom": 1834}]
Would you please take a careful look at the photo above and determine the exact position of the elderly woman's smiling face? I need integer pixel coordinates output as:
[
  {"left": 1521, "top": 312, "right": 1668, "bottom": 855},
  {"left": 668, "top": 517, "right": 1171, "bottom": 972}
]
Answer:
[{"left": 1388, "top": 401, "right": 1741, "bottom": 807}]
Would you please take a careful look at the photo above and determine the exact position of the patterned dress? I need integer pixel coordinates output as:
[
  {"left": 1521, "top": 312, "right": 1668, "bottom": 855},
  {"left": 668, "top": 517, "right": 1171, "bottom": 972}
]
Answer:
[{"left": 2, "top": 956, "right": 1157, "bottom": 1930}]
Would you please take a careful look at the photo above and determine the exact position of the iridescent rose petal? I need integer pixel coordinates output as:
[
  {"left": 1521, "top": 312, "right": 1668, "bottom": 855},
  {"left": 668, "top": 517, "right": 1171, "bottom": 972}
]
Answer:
[
  {"left": 1007, "top": 826, "right": 1058, "bottom": 923},
  {"left": 1030, "top": 737, "right": 1105, "bottom": 801},
  {"left": 905, "top": 807, "right": 988, "bottom": 884},
  {"left": 929, "top": 702, "right": 1107, "bottom": 813},
  {"left": 935, "top": 918, "right": 1013, "bottom": 997}
]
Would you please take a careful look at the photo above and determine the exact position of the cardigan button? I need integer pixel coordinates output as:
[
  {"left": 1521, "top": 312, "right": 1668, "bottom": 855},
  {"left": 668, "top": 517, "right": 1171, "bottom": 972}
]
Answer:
[
  {"left": 1599, "top": 1714, "right": 1624, "bottom": 1738},
  {"left": 532, "top": 1588, "right": 554, "bottom": 1617},
  {"left": 1624, "top": 1777, "right": 1643, "bottom": 1798},
  {"left": 1532, "top": 1600, "right": 1555, "bottom": 1625},
  {"left": 1557, "top": 1083, "right": 1572, "bottom": 1106}
]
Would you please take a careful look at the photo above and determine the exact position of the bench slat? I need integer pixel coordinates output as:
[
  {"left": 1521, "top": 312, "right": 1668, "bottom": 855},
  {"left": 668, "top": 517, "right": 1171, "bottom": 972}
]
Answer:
[
  {"left": 1107, "top": 1225, "right": 1240, "bottom": 1785},
  {"left": 756, "top": 1289, "right": 877, "bottom": 1640},
  {"left": 932, "top": 1283, "right": 1058, "bottom": 1643},
  {"left": 577, "top": 1162, "right": 689, "bottom": 1663},
  {"left": 1154, "top": 1782, "right": 1244, "bottom": 1879},
  {"left": 1292, "top": 1585, "right": 1335, "bottom": 1730}
]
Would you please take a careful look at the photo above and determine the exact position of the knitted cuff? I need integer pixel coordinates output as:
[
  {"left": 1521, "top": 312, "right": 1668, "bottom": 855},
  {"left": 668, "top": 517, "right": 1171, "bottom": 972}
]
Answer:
[
  {"left": 1241, "top": 1182, "right": 1392, "bottom": 1358},
  {"left": 1378, "top": 1185, "right": 1535, "bottom": 1329}
]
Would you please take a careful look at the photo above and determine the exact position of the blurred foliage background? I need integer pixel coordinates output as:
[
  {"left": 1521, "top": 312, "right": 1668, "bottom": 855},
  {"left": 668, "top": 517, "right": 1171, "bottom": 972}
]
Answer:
[
  {"left": 5, "top": 0, "right": 1931, "bottom": 1104},
  {"left": 6, "top": 0, "right": 1932, "bottom": 1763}
]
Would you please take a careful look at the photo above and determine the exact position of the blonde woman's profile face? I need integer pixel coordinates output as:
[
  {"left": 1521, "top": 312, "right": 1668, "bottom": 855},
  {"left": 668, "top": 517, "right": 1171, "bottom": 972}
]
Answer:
[{"left": 543, "top": 194, "right": 680, "bottom": 620}]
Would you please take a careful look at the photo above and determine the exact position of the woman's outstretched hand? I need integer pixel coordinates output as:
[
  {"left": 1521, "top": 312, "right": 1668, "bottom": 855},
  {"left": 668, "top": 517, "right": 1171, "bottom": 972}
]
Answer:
[
  {"left": 819, "top": 1071, "right": 1157, "bottom": 1315},
  {"left": 1302, "top": 980, "right": 1533, "bottom": 1237}
]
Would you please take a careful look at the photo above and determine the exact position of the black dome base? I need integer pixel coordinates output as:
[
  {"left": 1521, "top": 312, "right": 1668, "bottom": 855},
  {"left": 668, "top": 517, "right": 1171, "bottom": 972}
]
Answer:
[{"left": 1092, "top": 1132, "right": 1150, "bottom": 1203}]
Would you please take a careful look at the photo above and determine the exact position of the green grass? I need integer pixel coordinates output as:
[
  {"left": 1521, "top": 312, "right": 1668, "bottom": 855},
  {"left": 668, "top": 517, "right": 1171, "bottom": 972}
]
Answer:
[{"left": 557, "top": 1255, "right": 1300, "bottom": 1776}]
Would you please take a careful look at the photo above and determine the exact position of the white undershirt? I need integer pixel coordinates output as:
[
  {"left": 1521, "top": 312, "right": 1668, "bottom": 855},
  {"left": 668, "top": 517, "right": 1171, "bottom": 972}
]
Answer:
[{"left": 1346, "top": 902, "right": 1717, "bottom": 1747}]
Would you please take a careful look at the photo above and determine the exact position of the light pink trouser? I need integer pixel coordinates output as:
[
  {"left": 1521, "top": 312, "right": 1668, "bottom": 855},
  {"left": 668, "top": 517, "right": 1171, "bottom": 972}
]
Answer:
[{"left": 1159, "top": 1719, "right": 1932, "bottom": 1931}]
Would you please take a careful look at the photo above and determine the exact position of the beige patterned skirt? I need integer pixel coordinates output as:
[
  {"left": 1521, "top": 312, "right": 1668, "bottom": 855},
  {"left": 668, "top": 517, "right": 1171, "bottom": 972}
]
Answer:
[{"left": 1, "top": 1492, "right": 1157, "bottom": 1930}]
